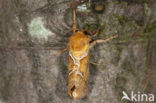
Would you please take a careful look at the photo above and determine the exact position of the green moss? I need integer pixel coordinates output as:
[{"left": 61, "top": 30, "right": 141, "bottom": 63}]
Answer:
[
  {"left": 84, "top": 24, "right": 97, "bottom": 31},
  {"left": 97, "top": 25, "right": 107, "bottom": 38},
  {"left": 114, "top": 15, "right": 127, "bottom": 25},
  {"left": 144, "top": 24, "right": 156, "bottom": 33}
]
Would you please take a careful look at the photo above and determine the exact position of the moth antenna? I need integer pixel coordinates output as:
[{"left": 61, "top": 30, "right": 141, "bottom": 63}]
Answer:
[{"left": 73, "top": 9, "right": 77, "bottom": 33}]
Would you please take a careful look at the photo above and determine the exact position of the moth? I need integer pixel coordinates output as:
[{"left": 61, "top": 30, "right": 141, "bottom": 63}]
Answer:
[{"left": 65, "top": 9, "right": 118, "bottom": 99}]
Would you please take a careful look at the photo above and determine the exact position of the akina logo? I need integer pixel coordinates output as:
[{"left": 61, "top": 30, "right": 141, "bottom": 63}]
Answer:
[{"left": 121, "top": 91, "right": 155, "bottom": 102}]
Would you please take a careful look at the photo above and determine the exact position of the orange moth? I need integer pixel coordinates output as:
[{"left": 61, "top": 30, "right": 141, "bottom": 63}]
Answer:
[{"left": 66, "top": 9, "right": 118, "bottom": 99}]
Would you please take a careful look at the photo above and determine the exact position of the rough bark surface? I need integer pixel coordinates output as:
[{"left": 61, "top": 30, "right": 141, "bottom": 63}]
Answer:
[{"left": 0, "top": 0, "right": 156, "bottom": 103}]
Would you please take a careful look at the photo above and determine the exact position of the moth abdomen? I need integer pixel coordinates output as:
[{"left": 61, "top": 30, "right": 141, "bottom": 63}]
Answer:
[{"left": 68, "top": 74, "right": 88, "bottom": 99}]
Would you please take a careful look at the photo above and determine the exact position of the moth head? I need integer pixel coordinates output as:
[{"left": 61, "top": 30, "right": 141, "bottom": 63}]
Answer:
[{"left": 83, "top": 30, "right": 92, "bottom": 37}]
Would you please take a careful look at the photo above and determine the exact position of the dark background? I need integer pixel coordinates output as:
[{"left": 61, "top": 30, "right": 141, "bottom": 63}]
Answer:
[{"left": 0, "top": 0, "right": 156, "bottom": 103}]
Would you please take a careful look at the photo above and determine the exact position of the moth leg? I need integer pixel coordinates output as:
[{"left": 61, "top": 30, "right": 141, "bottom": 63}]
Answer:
[
  {"left": 65, "top": 29, "right": 73, "bottom": 34},
  {"left": 91, "top": 29, "right": 99, "bottom": 37},
  {"left": 90, "top": 34, "right": 118, "bottom": 48},
  {"left": 90, "top": 61, "right": 101, "bottom": 66},
  {"left": 73, "top": 9, "right": 77, "bottom": 33},
  {"left": 55, "top": 48, "right": 68, "bottom": 56}
]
